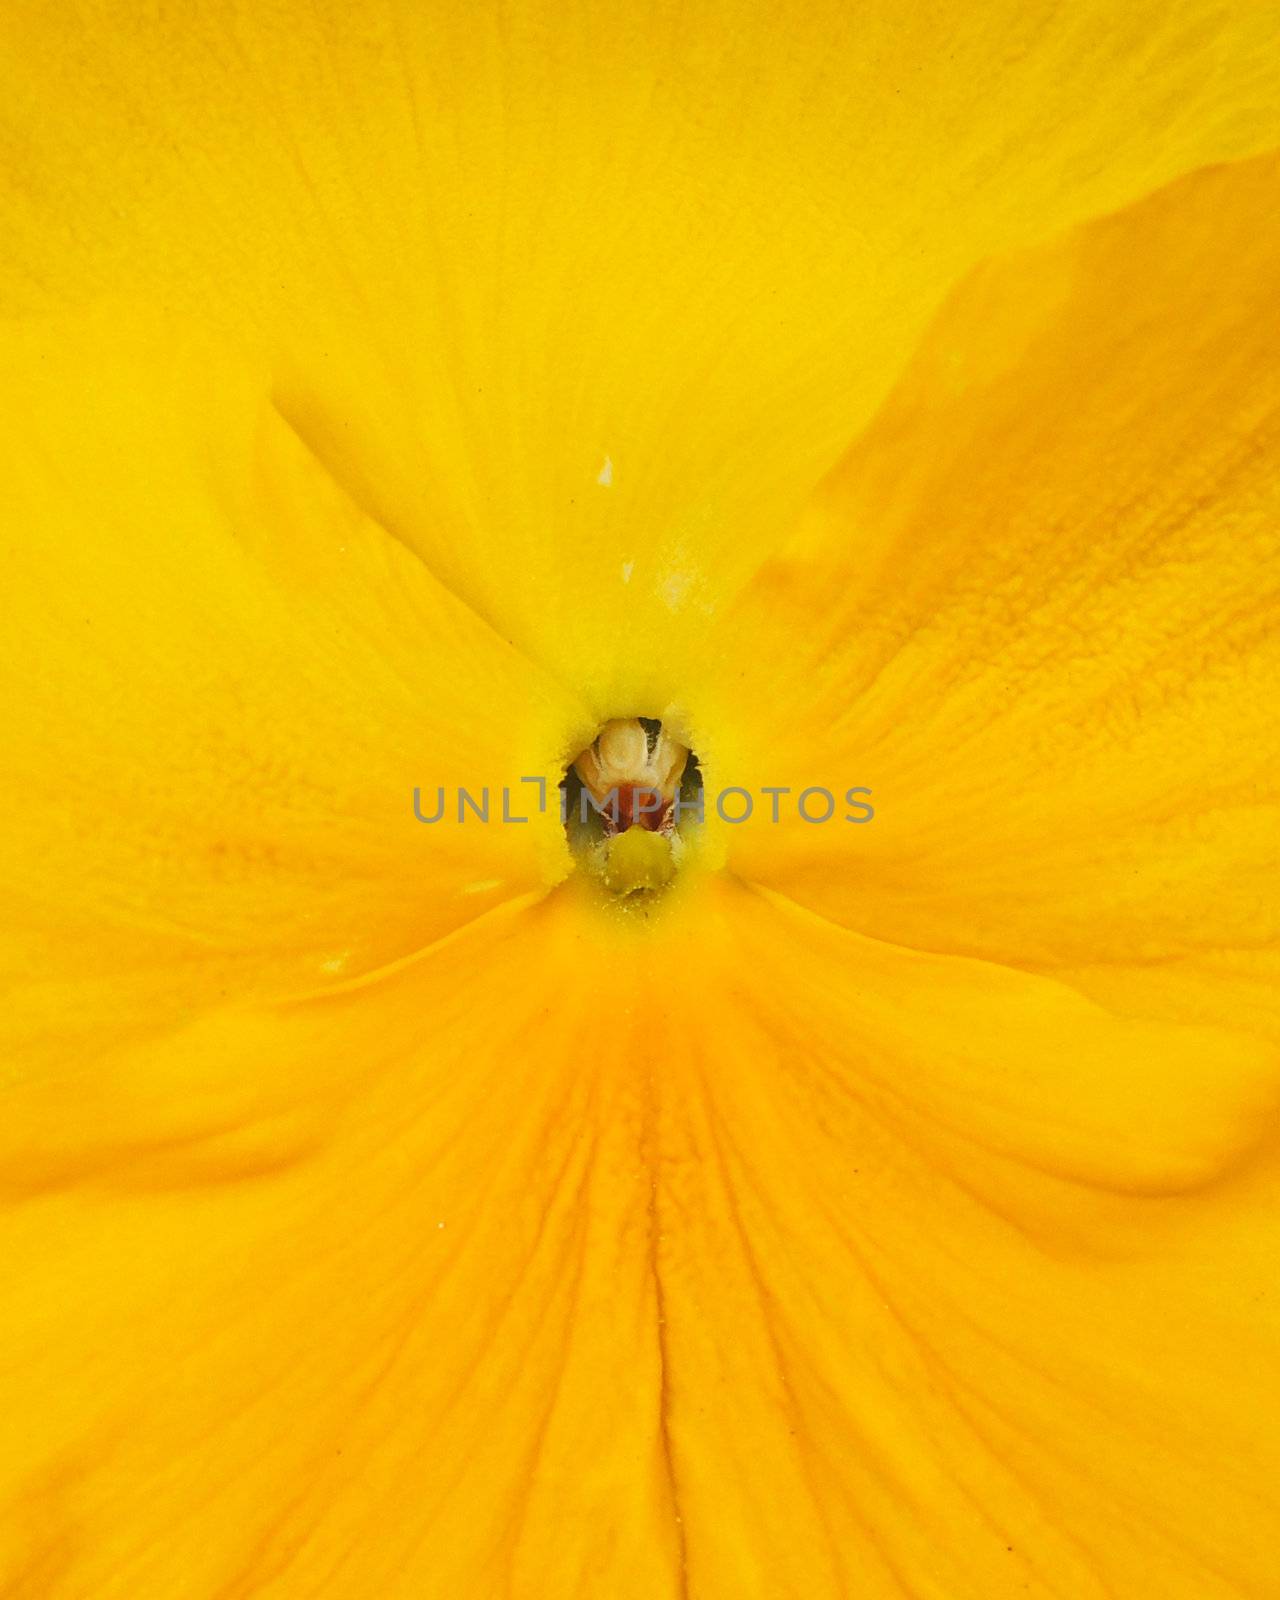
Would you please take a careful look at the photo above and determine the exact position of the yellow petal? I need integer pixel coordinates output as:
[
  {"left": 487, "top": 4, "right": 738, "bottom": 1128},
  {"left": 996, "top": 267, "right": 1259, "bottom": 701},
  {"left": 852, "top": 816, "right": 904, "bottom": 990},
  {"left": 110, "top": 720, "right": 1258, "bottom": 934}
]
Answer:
[
  {"left": 4, "top": 881, "right": 1277, "bottom": 1596},
  {"left": 6, "top": 9, "right": 1280, "bottom": 1595},
  {"left": 717, "top": 151, "right": 1280, "bottom": 1041},
  {"left": 0, "top": 309, "right": 587, "bottom": 1031},
  {"left": 649, "top": 882, "right": 1280, "bottom": 1598},
  {"left": 0, "top": 899, "right": 680, "bottom": 1595},
  {"left": 6, "top": 3, "right": 1280, "bottom": 707}
]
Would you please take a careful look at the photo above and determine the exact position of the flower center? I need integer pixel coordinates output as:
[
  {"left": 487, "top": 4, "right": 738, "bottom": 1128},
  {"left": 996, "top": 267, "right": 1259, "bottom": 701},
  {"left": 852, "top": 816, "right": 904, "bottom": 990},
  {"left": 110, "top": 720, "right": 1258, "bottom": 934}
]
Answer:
[{"left": 564, "top": 718, "right": 701, "bottom": 898}]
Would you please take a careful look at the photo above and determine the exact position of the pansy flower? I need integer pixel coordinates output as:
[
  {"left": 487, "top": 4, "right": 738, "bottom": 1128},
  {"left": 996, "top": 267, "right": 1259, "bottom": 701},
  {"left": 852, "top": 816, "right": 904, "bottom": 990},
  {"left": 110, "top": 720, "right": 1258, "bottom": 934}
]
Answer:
[{"left": 2, "top": 3, "right": 1279, "bottom": 1595}]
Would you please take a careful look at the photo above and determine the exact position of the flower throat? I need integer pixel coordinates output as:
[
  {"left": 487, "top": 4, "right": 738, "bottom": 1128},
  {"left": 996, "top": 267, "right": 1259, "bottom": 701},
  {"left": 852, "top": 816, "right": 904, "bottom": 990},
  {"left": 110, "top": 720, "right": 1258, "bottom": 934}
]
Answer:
[{"left": 563, "top": 718, "right": 702, "bottom": 898}]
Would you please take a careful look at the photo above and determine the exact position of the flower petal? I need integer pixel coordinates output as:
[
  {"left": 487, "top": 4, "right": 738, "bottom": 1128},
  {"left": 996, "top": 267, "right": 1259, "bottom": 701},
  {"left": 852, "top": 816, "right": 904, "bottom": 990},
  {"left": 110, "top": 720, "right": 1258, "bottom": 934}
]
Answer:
[
  {"left": 0, "top": 900, "right": 681, "bottom": 1595},
  {"left": 0, "top": 310, "right": 586, "bottom": 1027},
  {"left": 5, "top": 881, "right": 1277, "bottom": 1596},
  {"left": 717, "top": 152, "right": 1280, "bottom": 1038},
  {"left": 6, "top": 3, "right": 1280, "bottom": 704},
  {"left": 649, "top": 881, "right": 1280, "bottom": 1598}
]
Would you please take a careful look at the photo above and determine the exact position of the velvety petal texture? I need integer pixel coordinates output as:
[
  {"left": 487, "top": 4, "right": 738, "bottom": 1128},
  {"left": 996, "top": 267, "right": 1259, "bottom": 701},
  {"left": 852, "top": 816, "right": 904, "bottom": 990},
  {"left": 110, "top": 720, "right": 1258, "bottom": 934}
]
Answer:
[
  {"left": 0, "top": 901, "right": 680, "bottom": 1596},
  {"left": 2, "top": 2, "right": 1279, "bottom": 1598},
  {"left": 0, "top": 311, "right": 585, "bottom": 1029},
  {"left": 5, "top": 0, "right": 1280, "bottom": 709},
  {"left": 4, "top": 883, "right": 1278, "bottom": 1597},
  {"left": 716, "top": 152, "right": 1280, "bottom": 1039}
]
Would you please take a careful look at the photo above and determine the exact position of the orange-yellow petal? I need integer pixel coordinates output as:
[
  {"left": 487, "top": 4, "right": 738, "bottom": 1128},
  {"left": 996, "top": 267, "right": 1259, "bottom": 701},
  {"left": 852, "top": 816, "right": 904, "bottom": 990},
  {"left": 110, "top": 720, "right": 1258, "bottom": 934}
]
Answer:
[
  {"left": 650, "top": 882, "right": 1280, "bottom": 1598},
  {"left": 3, "top": 882, "right": 1277, "bottom": 1596},
  {"left": 0, "top": 900, "right": 678, "bottom": 1595}
]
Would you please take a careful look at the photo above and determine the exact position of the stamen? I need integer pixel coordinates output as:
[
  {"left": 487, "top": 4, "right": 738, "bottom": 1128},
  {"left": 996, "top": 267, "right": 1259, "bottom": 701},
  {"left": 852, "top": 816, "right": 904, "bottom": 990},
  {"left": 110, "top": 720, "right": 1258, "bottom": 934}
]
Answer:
[
  {"left": 573, "top": 718, "right": 689, "bottom": 837},
  {"left": 565, "top": 717, "right": 698, "bottom": 898}
]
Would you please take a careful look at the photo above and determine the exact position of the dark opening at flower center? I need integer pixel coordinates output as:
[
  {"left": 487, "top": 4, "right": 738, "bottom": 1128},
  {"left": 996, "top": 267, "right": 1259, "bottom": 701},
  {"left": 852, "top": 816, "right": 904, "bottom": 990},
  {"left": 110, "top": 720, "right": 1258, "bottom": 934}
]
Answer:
[{"left": 563, "top": 718, "right": 703, "bottom": 897}]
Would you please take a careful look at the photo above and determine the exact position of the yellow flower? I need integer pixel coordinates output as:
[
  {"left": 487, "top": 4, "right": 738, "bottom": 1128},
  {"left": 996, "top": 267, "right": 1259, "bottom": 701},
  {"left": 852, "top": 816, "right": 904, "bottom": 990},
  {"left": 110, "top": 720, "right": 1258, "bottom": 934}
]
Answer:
[{"left": 2, "top": 2, "right": 1279, "bottom": 1595}]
